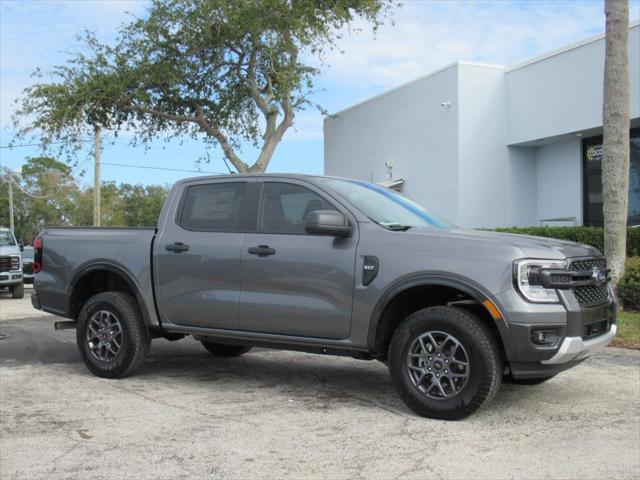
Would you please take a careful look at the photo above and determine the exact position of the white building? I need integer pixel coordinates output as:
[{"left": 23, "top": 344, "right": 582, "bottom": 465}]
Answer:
[{"left": 324, "top": 22, "right": 640, "bottom": 228}]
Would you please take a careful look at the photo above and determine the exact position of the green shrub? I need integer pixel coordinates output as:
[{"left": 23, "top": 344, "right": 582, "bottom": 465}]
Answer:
[
  {"left": 619, "top": 258, "right": 640, "bottom": 310},
  {"left": 490, "top": 226, "right": 640, "bottom": 256}
]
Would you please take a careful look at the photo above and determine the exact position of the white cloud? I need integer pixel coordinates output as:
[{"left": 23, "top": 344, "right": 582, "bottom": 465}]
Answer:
[{"left": 318, "top": 0, "right": 639, "bottom": 93}]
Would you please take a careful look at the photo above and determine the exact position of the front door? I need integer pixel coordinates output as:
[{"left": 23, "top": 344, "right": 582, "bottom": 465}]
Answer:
[
  {"left": 155, "top": 179, "right": 252, "bottom": 329},
  {"left": 239, "top": 180, "right": 357, "bottom": 339}
]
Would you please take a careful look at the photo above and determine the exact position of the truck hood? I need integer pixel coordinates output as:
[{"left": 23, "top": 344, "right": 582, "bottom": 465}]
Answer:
[
  {"left": 401, "top": 227, "right": 601, "bottom": 260},
  {"left": 0, "top": 245, "right": 21, "bottom": 257}
]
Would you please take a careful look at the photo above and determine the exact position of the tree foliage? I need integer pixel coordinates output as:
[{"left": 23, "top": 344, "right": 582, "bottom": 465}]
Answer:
[
  {"left": 0, "top": 158, "right": 169, "bottom": 242},
  {"left": 14, "top": 0, "right": 393, "bottom": 172}
]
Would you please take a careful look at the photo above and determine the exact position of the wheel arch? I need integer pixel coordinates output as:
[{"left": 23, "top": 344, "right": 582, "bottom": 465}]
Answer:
[
  {"left": 68, "top": 262, "right": 153, "bottom": 326},
  {"left": 367, "top": 273, "right": 513, "bottom": 360}
]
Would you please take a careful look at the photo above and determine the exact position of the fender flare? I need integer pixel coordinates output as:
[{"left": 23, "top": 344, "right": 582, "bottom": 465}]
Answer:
[
  {"left": 366, "top": 273, "right": 514, "bottom": 359},
  {"left": 68, "top": 262, "right": 154, "bottom": 326}
]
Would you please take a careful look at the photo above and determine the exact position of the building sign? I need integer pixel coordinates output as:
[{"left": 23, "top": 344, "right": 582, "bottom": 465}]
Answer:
[{"left": 585, "top": 144, "right": 603, "bottom": 163}]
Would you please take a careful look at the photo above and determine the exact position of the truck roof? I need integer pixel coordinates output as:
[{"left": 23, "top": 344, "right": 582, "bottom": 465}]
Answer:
[{"left": 173, "top": 173, "right": 339, "bottom": 185}]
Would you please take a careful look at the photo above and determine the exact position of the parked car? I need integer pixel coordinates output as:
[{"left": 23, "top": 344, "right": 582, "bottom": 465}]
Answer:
[
  {"left": 0, "top": 227, "right": 24, "bottom": 299},
  {"left": 31, "top": 174, "right": 616, "bottom": 419},
  {"left": 21, "top": 246, "right": 34, "bottom": 284}
]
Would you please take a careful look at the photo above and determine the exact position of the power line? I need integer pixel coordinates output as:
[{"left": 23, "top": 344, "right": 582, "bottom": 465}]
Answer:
[
  {"left": 0, "top": 140, "right": 92, "bottom": 149},
  {"left": 2, "top": 174, "right": 52, "bottom": 199},
  {"left": 100, "top": 162, "right": 227, "bottom": 175}
]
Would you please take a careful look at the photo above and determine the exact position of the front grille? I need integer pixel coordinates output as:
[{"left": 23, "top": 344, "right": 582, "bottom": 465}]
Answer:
[
  {"left": 22, "top": 262, "right": 33, "bottom": 275},
  {"left": 569, "top": 257, "right": 610, "bottom": 307},
  {"left": 0, "top": 256, "right": 20, "bottom": 272}
]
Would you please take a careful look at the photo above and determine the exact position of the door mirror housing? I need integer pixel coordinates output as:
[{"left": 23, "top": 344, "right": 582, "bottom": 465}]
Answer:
[
  {"left": 19, "top": 241, "right": 24, "bottom": 252},
  {"left": 305, "top": 210, "right": 352, "bottom": 237}
]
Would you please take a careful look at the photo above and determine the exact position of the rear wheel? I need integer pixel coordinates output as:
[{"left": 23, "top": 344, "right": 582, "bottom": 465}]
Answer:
[
  {"left": 77, "top": 292, "right": 150, "bottom": 378},
  {"left": 388, "top": 306, "right": 502, "bottom": 420},
  {"left": 201, "top": 341, "right": 252, "bottom": 357},
  {"left": 10, "top": 282, "right": 24, "bottom": 299}
]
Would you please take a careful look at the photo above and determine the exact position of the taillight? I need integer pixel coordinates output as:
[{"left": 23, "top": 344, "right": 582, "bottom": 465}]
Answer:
[{"left": 33, "top": 237, "right": 43, "bottom": 274}]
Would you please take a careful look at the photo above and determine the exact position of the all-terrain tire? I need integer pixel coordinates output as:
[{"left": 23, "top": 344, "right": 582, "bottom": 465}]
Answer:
[
  {"left": 76, "top": 292, "right": 150, "bottom": 379},
  {"left": 11, "top": 282, "right": 24, "bottom": 299},
  {"left": 388, "top": 306, "right": 502, "bottom": 420},
  {"left": 201, "top": 341, "right": 252, "bottom": 357}
]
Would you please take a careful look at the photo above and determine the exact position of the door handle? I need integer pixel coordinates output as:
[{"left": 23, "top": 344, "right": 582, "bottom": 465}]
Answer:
[
  {"left": 165, "top": 242, "right": 189, "bottom": 253},
  {"left": 248, "top": 245, "right": 276, "bottom": 257}
]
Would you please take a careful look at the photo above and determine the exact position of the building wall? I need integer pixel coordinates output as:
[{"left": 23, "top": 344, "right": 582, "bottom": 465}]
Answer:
[
  {"left": 505, "top": 25, "right": 639, "bottom": 145},
  {"left": 457, "top": 63, "right": 538, "bottom": 227},
  {"left": 535, "top": 138, "right": 583, "bottom": 225},
  {"left": 324, "top": 64, "right": 461, "bottom": 224}
]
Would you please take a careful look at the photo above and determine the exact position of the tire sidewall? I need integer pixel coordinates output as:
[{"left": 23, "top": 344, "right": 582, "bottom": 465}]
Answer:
[
  {"left": 389, "top": 308, "right": 500, "bottom": 419},
  {"left": 77, "top": 294, "right": 140, "bottom": 378}
]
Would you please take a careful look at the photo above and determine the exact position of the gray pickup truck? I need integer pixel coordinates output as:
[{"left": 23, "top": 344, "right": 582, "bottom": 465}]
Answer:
[{"left": 32, "top": 174, "right": 617, "bottom": 419}]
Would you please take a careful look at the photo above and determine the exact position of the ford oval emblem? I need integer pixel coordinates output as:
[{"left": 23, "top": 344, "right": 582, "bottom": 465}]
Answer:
[{"left": 592, "top": 267, "right": 607, "bottom": 286}]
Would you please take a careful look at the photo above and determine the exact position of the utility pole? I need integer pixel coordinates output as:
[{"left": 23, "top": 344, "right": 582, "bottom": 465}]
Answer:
[
  {"left": 93, "top": 124, "right": 101, "bottom": 226},
  {"left": 7, "top": 174, "right": 14, "bottom": 232}
]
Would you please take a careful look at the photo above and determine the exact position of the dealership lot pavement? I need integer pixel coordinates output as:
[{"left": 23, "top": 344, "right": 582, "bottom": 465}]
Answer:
[{"left": 1, "top": 287, "right": 639, "bottom": 480}]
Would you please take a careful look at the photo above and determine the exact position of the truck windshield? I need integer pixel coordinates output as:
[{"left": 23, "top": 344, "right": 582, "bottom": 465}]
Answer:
[
  {"left": 0, "top": 231, "right": 16, "bottom": 246},
  {"left": 318, "top": 178, "right": 454, "bottom": 230}
]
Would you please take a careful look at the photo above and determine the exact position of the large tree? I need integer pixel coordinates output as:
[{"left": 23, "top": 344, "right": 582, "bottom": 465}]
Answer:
[
  {"left": 602, "top": 0, "right": 630, "bottom": 284},
  {"left": 14, "top": 0, "right": 392, "bottom": 173}
]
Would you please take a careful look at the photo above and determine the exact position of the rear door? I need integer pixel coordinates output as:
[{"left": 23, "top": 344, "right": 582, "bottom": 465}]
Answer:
[
  {"left": 155, "top": 178, "right": 253, "bottom": 329},
  {"left": 238, "top": 179, "right": 358, "bottom": 339}
]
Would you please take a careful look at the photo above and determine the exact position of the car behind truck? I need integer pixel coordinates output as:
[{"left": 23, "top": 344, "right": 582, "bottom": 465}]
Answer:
[
  {"left": 0, "top": 227, "right": 24, "bottom": 299},
  {"left": 32, "top": 174, "right": 617, "bottom": 419}
]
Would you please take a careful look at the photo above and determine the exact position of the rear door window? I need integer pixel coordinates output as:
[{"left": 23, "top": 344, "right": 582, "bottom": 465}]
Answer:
[{"left": 179, "top": 182, "right": 248, "bottom": 232}]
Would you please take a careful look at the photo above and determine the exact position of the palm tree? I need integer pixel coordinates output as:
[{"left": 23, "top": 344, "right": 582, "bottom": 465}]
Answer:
[{"left": 602, "top": 0, "right": 630, "bottom": 285}]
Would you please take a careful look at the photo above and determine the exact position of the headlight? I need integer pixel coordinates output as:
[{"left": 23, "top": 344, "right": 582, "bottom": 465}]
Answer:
[{"left": 514, "top": 259, "right": 567, "bottom": 303}]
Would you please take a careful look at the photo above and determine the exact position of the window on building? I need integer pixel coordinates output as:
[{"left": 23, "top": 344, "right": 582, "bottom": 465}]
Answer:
[
  {"left": 583, "top": 128, "right": 640, "bottom": 227},
  {"left": 180, "top": 182, "right": 247, "bottom": 231},
  {"left": 258, "top": 182, "right": 337, "bottom": 234}
]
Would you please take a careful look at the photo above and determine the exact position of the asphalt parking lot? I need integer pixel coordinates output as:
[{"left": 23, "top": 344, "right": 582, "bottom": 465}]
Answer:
[{"left": 1, "top": 285, "right": 639, "bottom": 480}]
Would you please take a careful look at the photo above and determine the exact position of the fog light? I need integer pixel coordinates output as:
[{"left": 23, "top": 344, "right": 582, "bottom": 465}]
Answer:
[{"left": 531, "top": 328, "right": 560, "bottom": 346}]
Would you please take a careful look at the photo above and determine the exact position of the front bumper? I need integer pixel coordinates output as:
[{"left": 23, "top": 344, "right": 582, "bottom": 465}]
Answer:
[
  {"left": 0, "top": 272, "right": 22, "bottom": 286},
  {"left": 541, "top": 323, "right": 617, "bottom": 364},
  {"left": 496, "top": 286, "right": 616, "bottom": 378}
]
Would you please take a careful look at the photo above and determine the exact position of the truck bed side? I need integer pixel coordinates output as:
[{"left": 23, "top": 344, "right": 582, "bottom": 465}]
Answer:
[{"left": 34, "top": 227, "right": 159, "bottom": 325}]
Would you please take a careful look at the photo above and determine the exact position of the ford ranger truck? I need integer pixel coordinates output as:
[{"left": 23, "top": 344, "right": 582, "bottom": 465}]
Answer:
[
  {"left": 31, "top": 174, "right": 617, "bottom": 420},
  {"left": 0, "top": 227, "right": 24, "bottom": 299}
]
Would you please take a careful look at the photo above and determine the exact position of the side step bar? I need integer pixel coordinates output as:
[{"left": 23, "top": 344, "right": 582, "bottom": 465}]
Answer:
[{"left": 54, "top": 321, "right": 77, "bottom": 330}]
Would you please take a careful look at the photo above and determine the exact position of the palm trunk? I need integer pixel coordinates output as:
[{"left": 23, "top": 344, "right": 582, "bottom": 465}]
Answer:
[{"left": 602, "top": 0, "right": 630, "bottom": 285}]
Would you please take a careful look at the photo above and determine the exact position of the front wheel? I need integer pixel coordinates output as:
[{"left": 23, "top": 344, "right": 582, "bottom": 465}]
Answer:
[
  {"left": 76, "top": 292, "right": 150, "bottom": 378},
  {"left": 388, "top": 306, "right": 502, "bottom": 420},
  {"left": 11, "top": 282, "right": 24, "bottom": 299}
]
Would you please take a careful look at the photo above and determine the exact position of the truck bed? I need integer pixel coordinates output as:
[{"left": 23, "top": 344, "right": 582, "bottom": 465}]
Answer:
[{"left": 34, "top": 227, "right": 157, "bottom": 320}]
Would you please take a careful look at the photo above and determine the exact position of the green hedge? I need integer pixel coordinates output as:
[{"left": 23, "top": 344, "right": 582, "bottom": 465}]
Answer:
[
  {"left": 490, "top": 226, "right": 640, "bottom": 257},
  {"left": 619, "top": 257, "right": 640, "bottom": 310}
]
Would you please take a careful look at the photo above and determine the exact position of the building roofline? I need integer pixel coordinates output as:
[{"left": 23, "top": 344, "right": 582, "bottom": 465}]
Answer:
[
  {"left": 328, "top": 61, "right": 507, "bottom": 118},
  {"left": 328, "top": 61, "right": 458, "bottom": 118},
  {"left": 326, "top": 21, "right": 639, "bottom": 118},
  {"left": 505, "top": 20, "right": 639, "bottom": 73}
]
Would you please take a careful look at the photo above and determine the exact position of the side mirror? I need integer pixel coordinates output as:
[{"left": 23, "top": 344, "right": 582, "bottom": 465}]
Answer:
[
  {"left": 305, "top": 210, "right": 352, "bottom": 237},
  {"left": 19, "top": 241, "right": 24, "bottom": 252}
]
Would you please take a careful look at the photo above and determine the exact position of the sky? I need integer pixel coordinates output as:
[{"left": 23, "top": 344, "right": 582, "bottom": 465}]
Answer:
[{"left": 1, "top": 0, "right": 639, "bottom": 187}]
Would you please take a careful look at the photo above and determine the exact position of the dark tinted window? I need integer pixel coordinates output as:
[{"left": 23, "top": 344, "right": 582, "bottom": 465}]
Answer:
[
  {"left": 259, "top": 182, "right": 337, "bottom": 234},
  {"left": 180, "top": 182, "right": 247, "bottom": 231},
  {"left": 583, "top": 128, "right": 640, "bottom": 227}
]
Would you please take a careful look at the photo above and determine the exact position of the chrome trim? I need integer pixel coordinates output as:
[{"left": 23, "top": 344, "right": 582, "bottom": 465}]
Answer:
[{"left": 541, "top": 324, "right": 617, "bottom": 365}]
